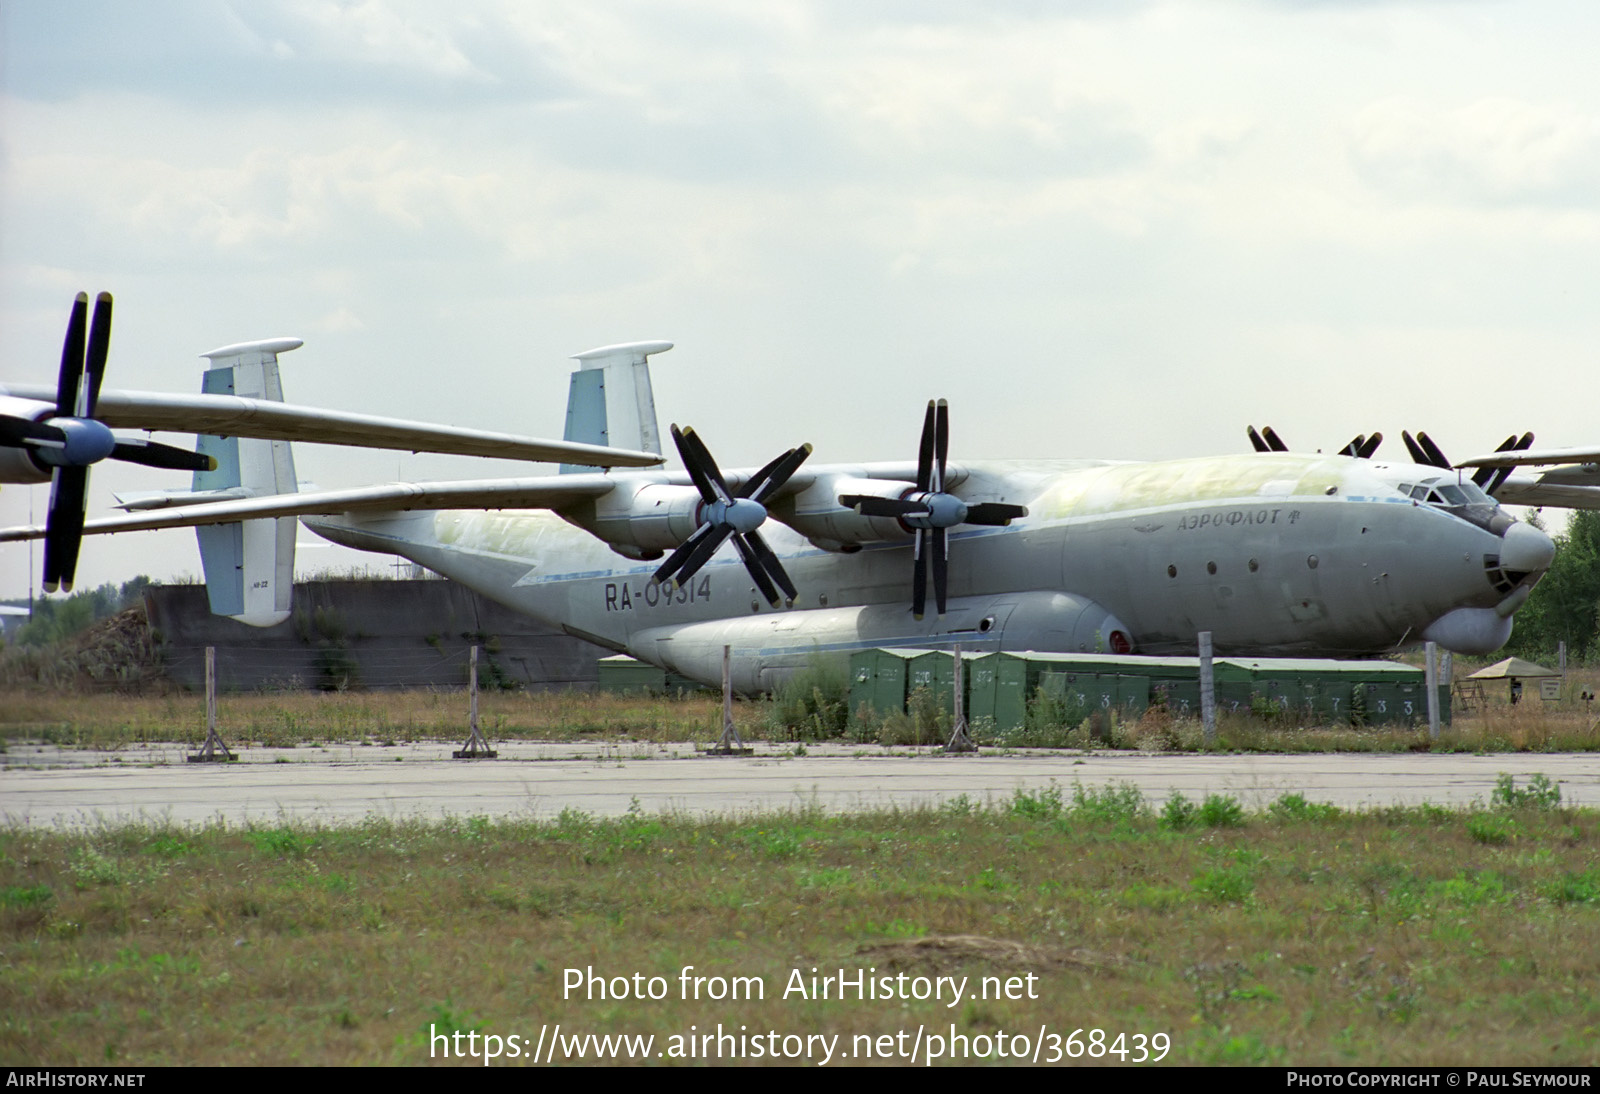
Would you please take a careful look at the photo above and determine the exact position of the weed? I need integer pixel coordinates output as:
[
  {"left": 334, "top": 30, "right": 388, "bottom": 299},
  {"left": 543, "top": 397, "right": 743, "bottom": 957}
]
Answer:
[
  {"left": 766, "top": 657, "right": 850, "bottom": 740},
  {"left": 1198, "top": 793, "right": 1246, "bottom": 828},
  {"left": 1193, "top": 862, "right": 1255, "bottom": 904},
  {"left": 1545, "top": 869, "right": 1600, "bottom": 905},
  {"left": 1269, "top": 793, "right": 1343, "bottom": 824},
  {"left": 244, "top": 827, "right": 317, "bottom": 858},
  {"left": 0, "top": 884, "right": 53, "bottom": 908},
  {"left": 1069, "top": 780, "right": 1147, "bottom": 825},
  {"left": 1161, "top": 791, "right": 1199, "bottom": 830},
  {"left": 1467, "top": 813, "right": 1516, "bottom": 845},
  {"left": 1491, "top": 773, "right": 1562, "bottom": 811},
  {"left": 1010, "top": 783, "right": 1064, "bottom": 821}
]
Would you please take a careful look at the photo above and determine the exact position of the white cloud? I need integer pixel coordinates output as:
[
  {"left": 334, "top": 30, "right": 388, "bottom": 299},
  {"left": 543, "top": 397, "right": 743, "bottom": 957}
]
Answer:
[{"left": 1349, "top": 96, "right": 1600, "bottom": 208}]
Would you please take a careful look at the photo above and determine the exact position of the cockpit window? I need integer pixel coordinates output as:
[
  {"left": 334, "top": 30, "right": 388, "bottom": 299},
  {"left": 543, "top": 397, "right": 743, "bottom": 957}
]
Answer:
[{"left": 1437, "top": 484, "right": 1468, "bottom": 506}]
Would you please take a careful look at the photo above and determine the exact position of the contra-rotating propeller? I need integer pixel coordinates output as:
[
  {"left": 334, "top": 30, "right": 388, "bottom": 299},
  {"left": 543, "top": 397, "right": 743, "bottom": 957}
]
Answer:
[
  {"left": 840, "top": 399, "right": 1028, "bottom": 620},
  {"left": 0, "top": 292, "right": 216, "bottom": 592},
  {"left": 1402, "top": 430, "right": 1533, "bottom": 496},
  {"left": 651, "top": 425, "right": 812, "bottom": 608},
  {"left": 1248, "top": 425, "right": 1384, "bottom": 459}
]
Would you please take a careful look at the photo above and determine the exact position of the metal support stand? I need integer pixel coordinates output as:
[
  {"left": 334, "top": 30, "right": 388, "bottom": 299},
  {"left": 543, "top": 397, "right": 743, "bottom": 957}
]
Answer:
[
  {"left": 1424, "top": 640, "right": 1440, "bottom": 741},
  {"left": 454, "top": 645, "right": 497, "bottom": 759},
  {"left": 943, "top": 643, "right": 977, "bottom": 753},
  {"left": 709, "top": 644, "right": 752, "bottom": 755},
  {"left": 188, "top": 646, "right": 236, "bottom": 763},
  {"left": 1199, "top": 631, "right": 1216, "bottom": 748}
]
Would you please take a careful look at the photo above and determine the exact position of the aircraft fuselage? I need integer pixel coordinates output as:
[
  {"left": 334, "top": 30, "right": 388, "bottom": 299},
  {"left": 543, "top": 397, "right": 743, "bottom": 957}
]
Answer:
[{"left": 304, "top": 452, "right": 1549, "bottom": 693}]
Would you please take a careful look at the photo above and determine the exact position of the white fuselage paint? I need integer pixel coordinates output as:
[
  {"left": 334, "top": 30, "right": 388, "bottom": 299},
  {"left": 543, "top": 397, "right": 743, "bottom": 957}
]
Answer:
[{"left": 302, "top": 453, "right": 1543, "bottom": 693}]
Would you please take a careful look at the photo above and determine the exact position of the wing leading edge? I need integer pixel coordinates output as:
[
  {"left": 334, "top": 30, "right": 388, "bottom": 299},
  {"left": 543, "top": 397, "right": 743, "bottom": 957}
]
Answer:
[
  {"left": 0, "top": 384, "right": 664, "bottom": 469},
  {"left": 0, "top": 475, "right": 627, "bottom": 542}
]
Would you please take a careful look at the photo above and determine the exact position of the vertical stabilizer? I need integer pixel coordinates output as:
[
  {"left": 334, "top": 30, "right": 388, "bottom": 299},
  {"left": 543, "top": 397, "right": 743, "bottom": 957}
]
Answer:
[
  {"left": 560, "top": 340, "right": 671, "bottom": 474},
  {"left": 194, "top": 338, "right": 302, "bottom": 627}
]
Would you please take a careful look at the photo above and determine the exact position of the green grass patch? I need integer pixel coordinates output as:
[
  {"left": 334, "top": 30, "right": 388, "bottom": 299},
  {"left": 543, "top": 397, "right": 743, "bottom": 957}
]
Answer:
[{"left": 3, "top": 795, "right": 1600, "bottom": 1065}]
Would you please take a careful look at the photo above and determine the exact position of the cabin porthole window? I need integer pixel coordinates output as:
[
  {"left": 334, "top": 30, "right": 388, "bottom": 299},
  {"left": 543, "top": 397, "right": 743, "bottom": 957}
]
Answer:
[
  {"left": 1307, "top": 555, "right": 1319, "bottom": 569},
  {"left": 1248, "top": 558, "right": 1259, "bottom": 573},
  {"left": 1167, "top": 565, "right": 1177, "bottom": 578},
  {"left": 1206, "top": 561, "right": 1217, "bottom": 575}
]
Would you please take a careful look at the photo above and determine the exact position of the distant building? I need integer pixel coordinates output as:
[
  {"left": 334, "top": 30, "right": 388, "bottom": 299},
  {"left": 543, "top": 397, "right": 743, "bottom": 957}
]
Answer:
[{"left": 0, "top": 604, "right": 29, "bottom": 644}]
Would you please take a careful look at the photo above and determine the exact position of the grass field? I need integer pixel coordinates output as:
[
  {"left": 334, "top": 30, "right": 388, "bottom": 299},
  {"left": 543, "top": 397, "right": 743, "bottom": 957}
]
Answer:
[
  {"left": 2, "top": 780, "right": 1598, "bottom": 1066},
  {"left": 3, "top": 669, "right": 1598, "bottom": 754}
]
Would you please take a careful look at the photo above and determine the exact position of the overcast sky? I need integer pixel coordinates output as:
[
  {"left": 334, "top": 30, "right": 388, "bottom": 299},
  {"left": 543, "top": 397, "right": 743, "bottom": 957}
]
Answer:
[{"left": 3, "top": 0, "right": 1598, "bottom": 600}]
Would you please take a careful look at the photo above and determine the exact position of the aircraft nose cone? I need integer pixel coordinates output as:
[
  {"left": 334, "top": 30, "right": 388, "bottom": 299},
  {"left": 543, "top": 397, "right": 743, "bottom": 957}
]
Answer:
[{"left": 1500, "top": 521, "right": 1555, "bottom": 576}]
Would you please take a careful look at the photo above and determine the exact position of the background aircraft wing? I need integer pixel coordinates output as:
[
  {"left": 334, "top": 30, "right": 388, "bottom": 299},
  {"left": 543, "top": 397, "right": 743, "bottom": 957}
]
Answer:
[
  {"left": 1490, "top": 473, "right": 1600, "bottom": 510},
  {"left": 0, "top": 474, "right": 623, "bottom": 542},
  {"left": 1457, "top": 444, "right": 1600, "bottom": 469},
  {"left": 0, "top": 384, "right": 663, "bottom": 468}
]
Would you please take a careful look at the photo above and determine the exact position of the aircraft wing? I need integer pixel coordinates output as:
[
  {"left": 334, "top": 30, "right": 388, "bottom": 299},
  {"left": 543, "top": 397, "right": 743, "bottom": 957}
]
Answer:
[
  {"left": 0, "top": 384, "right": 663, "bottom": 468},
  {"left": 0, "top": 474, "right": 625, "bottom": 542},
  {"left": 1457, "top": 445, "right": 1600, "bottom": 470},
  {"left": 1491, "top": 472, "right": 1600, "bottom": 510}
]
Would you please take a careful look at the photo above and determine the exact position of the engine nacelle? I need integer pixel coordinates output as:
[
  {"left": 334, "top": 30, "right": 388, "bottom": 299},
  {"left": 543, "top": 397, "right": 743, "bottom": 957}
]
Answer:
[
  {"left": 770, "top": 476, "right": 915, "bottom": 549},
  {"left": 0, "top": 446, "right": 49, "bottom": 485},
  {"left": 584, "top": 483, "right": 706, "bottom": 553},
  {"left": 0, "top": 396, "right": 50, "bottom": 483}
]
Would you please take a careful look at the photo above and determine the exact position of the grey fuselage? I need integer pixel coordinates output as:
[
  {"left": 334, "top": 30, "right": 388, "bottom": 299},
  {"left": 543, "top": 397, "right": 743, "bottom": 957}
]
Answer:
[{"left": 304, "top": 452, "right": 1549, "bottom": 693}]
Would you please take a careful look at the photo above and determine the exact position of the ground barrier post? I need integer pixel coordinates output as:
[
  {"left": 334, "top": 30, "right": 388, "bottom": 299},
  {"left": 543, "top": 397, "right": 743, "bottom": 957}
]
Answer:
[
  {"left": 188, "top": 645, "right": 236, "bottom": 763},
  {"left": 453, "top": 644, "right": 497, "bottom": 759}
]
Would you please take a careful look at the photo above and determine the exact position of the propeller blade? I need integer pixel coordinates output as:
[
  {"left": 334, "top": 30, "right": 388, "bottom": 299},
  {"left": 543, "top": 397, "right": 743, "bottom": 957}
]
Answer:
[
  {"left": 56, "top": 293, "right": 88, "bottom": 419},
  {"left": 671, "top": 425, "right": 731, "bottom": 505},
  {"left": 840, "top": 495, "right": 931, "bottom": 520},
  {"left": 933, "top": 399, "right": 949, "bottom": 493},
  {"left": 743, "top": 529, "right": 797, "bottom": 606},
  {"left": 916, "top": 400, "right": 936, "bottom": 492},
  {"left": 963, "top": 502, "right": 1028, "bottom": 526},
  {"left": 1248, "top": 426, "right": 1270, "bottom": 453},
  {"left": 0, "top": 416, "right": 67, "bottom": 449},
  {"left": 739, "top": 448, "right": 794, "bottom": 500},
  {"left": 1416, "top": 431, "right": 1451, "bottom": 470},
  {"left": 731, "top": 532, "right": 781, "bottom": 608},
  {"left": 1261, "top": 426, "right": 1288, "bottom": 453},
  {"left": 110, "top": 438, "right": 218, "bottom": 472},
  {"left": 931, "top": 525, "right": 948, "bottom": 617},
  {"left": 1485, "top": 433, "right": 1535, "bottom": 496},
  {"left": 1473, "top": 435, "right": 1520, "bottom": 488},
  {"left": 659, "top": 524, "right": 731, "bottom": 592},
  {"left": 1357, "top": 432, "right": 1383, "bottom": 459},
  {"left": 1337, "top": 435, "right": 1363, "bottom": 457},
  {"left": 83, "top": 292, "right": 112, "bottom": 419},
  {"left": 42, "top": 466, "right": 90, "bottom": 593},
  {"left": 743, "top": 443, "right": 811, "bottom": 505},
  {"left": 1401, "top": 431, "right": 1427, "bottom": 465},
  {"left": 912, "top": 528, "right": 928, "bottom": 621},
  {"left": 653, "top": 521, "right": 716, "bottom": 588}
]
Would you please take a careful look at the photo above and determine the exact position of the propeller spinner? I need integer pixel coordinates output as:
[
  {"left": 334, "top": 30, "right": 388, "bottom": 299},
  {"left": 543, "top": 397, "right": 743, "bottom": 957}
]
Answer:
[
  {"left": 651, "top": 425, "right": 811, "bottom": 608},
  {"left": 0, "top": 292, "right": 217, "bottom": 592},
  {"left": 840, "top": 400, "right": 1027, "bottom": 620}
]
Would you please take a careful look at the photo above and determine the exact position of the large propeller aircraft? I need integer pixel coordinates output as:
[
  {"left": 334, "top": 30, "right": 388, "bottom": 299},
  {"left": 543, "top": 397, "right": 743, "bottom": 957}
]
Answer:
[{"left": 4, "top": 293, "right": 1599, "bottom": 691}]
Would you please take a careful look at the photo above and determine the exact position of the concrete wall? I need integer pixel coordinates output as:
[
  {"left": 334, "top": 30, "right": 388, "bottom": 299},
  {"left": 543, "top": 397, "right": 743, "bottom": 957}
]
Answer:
[{"left": 145, "top": 579, "right": 608, "bottom": 691}]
